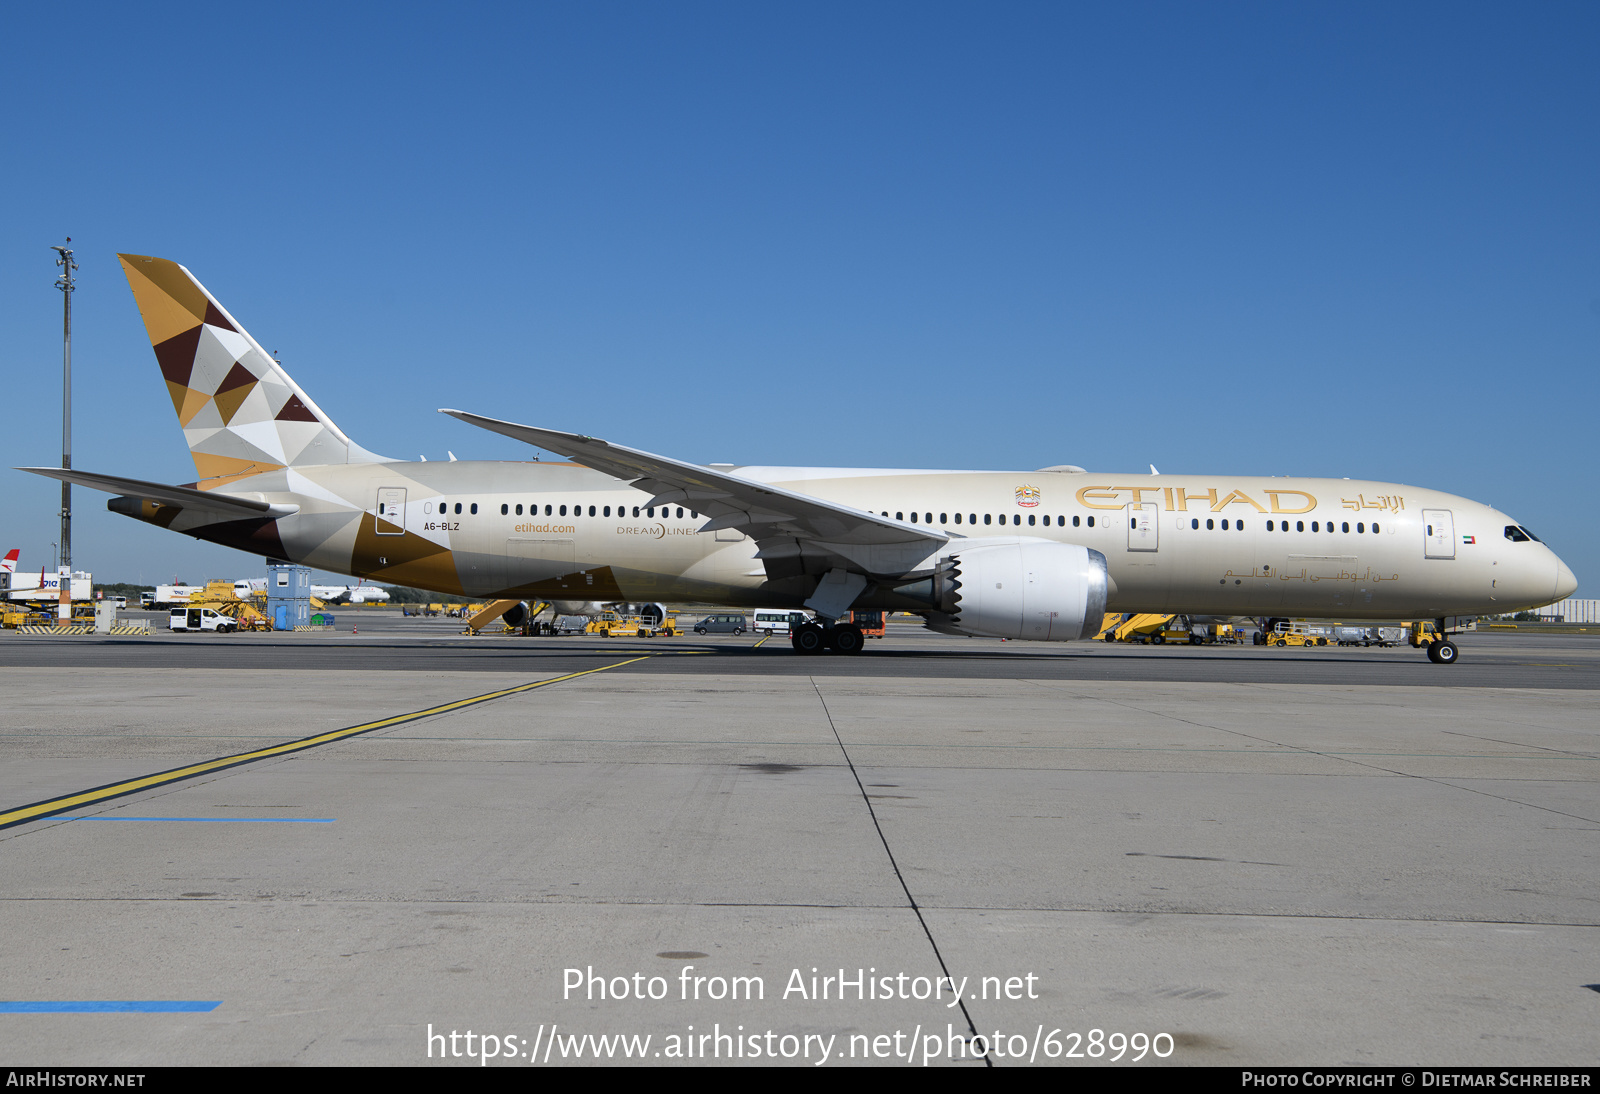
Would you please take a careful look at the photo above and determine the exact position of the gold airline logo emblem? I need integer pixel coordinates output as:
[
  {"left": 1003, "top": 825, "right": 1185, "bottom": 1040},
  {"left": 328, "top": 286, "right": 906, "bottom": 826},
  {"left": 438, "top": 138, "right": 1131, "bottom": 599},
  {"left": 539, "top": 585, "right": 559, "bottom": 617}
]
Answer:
[{"left": 1015, "top": 485, "right": 1041, "bottom": 508}]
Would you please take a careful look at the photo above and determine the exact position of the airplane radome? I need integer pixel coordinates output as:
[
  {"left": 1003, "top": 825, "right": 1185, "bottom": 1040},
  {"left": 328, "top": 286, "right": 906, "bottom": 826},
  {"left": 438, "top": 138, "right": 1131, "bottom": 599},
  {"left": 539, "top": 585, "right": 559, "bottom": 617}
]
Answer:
[{"left": 20, "top": 255, "right": 1578, "bottom": 663}]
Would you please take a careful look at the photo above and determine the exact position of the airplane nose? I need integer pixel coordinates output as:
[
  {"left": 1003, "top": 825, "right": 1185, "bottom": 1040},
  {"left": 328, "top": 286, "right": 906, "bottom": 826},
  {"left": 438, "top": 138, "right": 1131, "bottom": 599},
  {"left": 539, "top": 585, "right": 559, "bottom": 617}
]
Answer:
[{"left": 1554, "top": 558, "right": 1578, "bottom": 601}]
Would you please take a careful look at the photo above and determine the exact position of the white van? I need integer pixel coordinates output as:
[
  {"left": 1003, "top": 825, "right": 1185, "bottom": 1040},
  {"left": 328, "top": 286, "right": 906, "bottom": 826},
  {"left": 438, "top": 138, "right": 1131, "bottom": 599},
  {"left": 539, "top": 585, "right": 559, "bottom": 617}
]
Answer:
[
  {"left": 752, "top": 610, "right": 812, "bottom": 636},
  {"left": 169, "top": 607, "right": 236, "bottom": 633}
]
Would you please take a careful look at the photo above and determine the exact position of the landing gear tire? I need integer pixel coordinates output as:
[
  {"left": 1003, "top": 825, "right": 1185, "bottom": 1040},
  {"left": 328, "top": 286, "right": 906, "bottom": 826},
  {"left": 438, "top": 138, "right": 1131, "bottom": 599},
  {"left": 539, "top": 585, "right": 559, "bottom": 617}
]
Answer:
[
  {"left": 794, "top": 623, "right": 826, "bottom": 654},
  {"left": 1427, "top": 640, "right": 1459, "bottom": 665},
  {"left": 833, "top": 624, "right": 865, "bottom": 655}
]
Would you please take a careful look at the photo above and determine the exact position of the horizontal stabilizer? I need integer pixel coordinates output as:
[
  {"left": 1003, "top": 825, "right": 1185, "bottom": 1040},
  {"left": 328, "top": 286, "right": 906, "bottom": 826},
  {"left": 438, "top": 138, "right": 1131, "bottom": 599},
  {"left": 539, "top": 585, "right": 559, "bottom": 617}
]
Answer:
[{"left": 17, "top": 467, "right": 298, "bottom": 519}]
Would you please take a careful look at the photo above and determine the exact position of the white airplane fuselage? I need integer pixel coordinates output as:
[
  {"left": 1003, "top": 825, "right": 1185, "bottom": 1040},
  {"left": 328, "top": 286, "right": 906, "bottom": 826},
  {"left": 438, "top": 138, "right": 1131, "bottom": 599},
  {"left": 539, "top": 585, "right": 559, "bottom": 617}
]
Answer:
[
  {"left": 182, "top": 459, "right": 1573, "bottom": 622},
  {"left": 37, "top": 252, "right": 1576, "bottom": 657}
]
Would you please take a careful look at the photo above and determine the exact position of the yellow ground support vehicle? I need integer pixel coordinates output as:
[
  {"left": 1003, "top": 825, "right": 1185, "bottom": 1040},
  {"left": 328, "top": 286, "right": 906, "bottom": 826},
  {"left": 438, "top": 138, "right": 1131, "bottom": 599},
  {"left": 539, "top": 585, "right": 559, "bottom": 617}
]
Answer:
[
  {"left": 182, "top": 581, "right": 273, "bottom": 630},
  {"left": 1266, "top": 621, "right": 1330, "bottom": 647},
  {"left": 1405, "top": 621, "right": 1442, "bottom": 648},
  {"left": 1203, "top": 623, "right": 1244, "bottom": 645},
  {"left": 587, "top": 611, "right": 680, "bottom": 637},
  {"left": 1151, "top": 618, "right": 1201, "bottom": 645},
  {"left": 587, "top": 611, "right": 637, "bottom": 636},
  {"left": 1097, "top": 613, "right": 1177, "bottom": 643}
]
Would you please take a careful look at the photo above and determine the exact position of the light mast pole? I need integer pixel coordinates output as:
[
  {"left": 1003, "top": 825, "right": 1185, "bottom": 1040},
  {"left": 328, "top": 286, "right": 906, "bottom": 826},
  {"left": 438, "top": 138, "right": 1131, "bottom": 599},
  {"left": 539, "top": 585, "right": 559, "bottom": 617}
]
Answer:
[{"left": 51, "top": 240, "right": 76, "bottom": 622}]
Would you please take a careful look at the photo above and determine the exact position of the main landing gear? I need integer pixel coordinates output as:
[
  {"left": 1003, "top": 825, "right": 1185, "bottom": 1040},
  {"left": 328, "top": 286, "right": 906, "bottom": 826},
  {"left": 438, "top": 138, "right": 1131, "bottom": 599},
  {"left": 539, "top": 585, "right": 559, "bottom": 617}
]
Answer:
[{"left": 791, "top": 621, "right": 865, "bottom": 655}]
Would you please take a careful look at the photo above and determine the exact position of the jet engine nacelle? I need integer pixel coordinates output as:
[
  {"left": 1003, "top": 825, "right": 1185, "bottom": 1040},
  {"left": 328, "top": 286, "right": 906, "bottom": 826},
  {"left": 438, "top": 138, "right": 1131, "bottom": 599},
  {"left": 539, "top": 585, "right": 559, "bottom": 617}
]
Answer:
[
  {"left": 931, "top": 539, "right": 1109, "bottom": 641},
  {"left": 501, "top": 601, "right": 531, "bottom": 628}
]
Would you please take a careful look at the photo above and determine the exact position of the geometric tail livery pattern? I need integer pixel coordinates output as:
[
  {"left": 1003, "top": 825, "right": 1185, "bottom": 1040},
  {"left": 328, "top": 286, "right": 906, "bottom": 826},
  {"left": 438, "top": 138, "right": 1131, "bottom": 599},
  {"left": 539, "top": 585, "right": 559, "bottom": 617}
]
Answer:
[{"left": 117, "top": 254, "right": 387, "bottom": 489}]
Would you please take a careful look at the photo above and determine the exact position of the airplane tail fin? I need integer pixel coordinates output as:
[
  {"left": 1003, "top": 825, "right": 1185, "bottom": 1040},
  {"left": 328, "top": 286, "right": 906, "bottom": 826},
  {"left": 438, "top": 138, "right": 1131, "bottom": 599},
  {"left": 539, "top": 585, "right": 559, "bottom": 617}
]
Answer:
[
  {"left": 117, "top": 254, "right": 389, "bottom": 490},
  {"left": 1, "top": 549, "right": 17, "bottom": 574}
]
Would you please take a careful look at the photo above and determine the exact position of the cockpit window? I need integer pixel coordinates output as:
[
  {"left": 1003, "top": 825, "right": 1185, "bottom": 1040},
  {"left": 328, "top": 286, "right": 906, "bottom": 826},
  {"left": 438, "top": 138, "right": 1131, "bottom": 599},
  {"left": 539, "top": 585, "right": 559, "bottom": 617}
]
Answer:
[
  {"left": 1504, "top": 525, "right": 1540, "bottom": 543},
  {"left": 1520, "top": 526, "right": 1542, "bottom": 543}
]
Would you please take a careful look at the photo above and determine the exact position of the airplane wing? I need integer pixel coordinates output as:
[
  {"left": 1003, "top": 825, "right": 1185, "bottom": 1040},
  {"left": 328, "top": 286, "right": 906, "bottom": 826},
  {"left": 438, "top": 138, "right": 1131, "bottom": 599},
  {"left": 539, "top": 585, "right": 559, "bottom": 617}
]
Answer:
[
  {"left": 439, "top": 410, "right": 949, "bottom": 579},
  {"left": 17, "top": 467, "right": 299, "bottom": 520}
]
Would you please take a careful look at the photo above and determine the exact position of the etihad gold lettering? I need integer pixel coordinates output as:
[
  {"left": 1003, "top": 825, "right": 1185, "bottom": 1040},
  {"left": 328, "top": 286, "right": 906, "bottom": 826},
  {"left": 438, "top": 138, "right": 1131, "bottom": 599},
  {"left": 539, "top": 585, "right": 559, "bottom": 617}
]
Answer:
[
  {"left": 1267, "top": 490, "right": 1316, "bottom": 514},
  {"left": 1076, "top": 486, "right": 1123, "bottom": 510},
  {"left": 1211, "top": 490, "right": 1268, "bottom": 513},
  {"left": 1174, "top": 488, "right": 1218, "bottom": 512},
  {"left": 1114, "top": 485, "right": 1162, "bottom": 506},
  {"left": 1079, "top": 484, "right": 1322, "bottom": 513}
]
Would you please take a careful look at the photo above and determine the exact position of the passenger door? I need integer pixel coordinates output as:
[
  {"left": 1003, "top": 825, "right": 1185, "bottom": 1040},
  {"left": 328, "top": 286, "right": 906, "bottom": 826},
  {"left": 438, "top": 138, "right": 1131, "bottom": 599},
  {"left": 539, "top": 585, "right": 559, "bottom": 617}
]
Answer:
[
  {"left": 376, "top": 488, "right": 407, "bottom": 535},
  {"left": 1127, "top": 503, "right": 1158, "bottom": 552},
  {"left": 1423, "top": 509, "right": 1455, "bottom": 559}
]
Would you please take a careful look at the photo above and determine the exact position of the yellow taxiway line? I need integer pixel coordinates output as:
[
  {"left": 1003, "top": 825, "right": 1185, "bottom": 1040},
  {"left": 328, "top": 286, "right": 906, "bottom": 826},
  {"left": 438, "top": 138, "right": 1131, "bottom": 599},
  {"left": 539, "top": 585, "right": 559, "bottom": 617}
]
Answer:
[{"left": 0, "top": 655, "right": 655, "bottom": 832}]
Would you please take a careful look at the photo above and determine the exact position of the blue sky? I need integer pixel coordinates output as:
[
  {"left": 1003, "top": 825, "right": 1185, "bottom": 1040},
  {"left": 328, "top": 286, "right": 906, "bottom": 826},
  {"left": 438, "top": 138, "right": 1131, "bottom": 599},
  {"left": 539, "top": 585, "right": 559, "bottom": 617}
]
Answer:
[{"left": 2, "top": 2, "right": 1595, "bottom": 592}]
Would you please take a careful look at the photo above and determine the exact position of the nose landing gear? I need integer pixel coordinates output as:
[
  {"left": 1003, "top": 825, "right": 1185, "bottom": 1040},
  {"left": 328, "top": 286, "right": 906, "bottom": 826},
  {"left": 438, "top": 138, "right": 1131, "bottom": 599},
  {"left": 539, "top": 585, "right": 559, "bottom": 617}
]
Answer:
[{"left": 1411, "top": 619, "right": 1461, "bottom": 665}]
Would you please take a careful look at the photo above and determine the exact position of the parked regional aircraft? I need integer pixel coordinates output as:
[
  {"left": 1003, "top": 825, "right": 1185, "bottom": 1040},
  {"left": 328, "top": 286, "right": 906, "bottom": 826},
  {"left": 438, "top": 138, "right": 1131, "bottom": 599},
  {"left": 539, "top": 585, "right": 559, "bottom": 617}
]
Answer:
[
  {"left": 312, "top": 582, "right": 390, "bottom": 604},
  {"left": 18, "top": 255, "right": 1578, "bottom": 663},
  {"left": 1, "top": 549, "right": 16, "bottom": 575},
  {"left": 233, "top": 578, "right": 389, "bottom": 604}
]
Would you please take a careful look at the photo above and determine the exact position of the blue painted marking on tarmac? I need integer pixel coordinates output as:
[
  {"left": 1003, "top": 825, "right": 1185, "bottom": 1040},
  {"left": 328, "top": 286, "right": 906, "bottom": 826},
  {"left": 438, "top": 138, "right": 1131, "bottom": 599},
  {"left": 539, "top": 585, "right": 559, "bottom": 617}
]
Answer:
[
  {"left": 0, "top": 1001, "right": 221, "bottom": 1013},
  {"left": 45, "top": 816, "right": 334, "bottom": 823}
]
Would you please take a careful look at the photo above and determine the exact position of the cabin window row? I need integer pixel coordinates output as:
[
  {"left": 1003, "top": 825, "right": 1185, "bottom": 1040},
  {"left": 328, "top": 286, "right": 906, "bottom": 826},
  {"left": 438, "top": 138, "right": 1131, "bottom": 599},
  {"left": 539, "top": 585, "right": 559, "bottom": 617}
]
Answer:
[
  {"left": 421, "top": 502, "right": 695, "bottom": 519},
  {"left": 414, "top": 503, "right": 1375, "bottom": 534},
  {"left": 1181, "top": 518, "right": 1382, "bottom": 533},
  {"left": 884, "top": 512, "right": 1098, "bottom": 528},
  {"left": 875, "top": 511, "right": 1381, "bottom": 534},
  {"left": 1261, "top": 519, "right": 1379, "bottom": 533}
]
